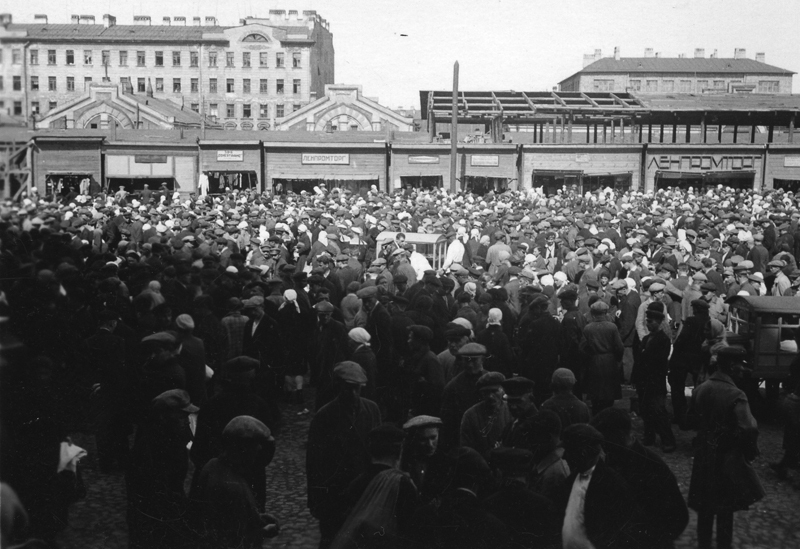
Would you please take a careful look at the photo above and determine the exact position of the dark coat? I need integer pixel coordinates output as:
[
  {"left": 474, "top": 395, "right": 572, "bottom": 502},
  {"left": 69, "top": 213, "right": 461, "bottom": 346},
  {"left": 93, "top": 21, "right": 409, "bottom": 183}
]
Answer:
[
  {"left": 615, "top": 291, "right": 641, "bottom": 347},
  {"left": 242, "top": 315, "right": 281, "bottom": 368},
  {"left": 518, "top": 313, "right": 561, "bottom": 395},
  {"left": 484, "top": 481, "right": 559, "bottom": 546},
  {"left": 439, "top": 369, "right": 485, "bottom": 452},
  {"left": 476, "top": 325, "right": 516, "bottom": 378},
  {"left": 351, "top": 345, "right": 378, "bottom": 403},
  {"left": 636, "top": 329, "right": 670, "bottom": 394},
  {"left": 687, "top": 372, "right": 765, "bottom": 513},
  {"left": 559, "top": 308, "right": 587, "bottom": 379},
  {"left": 177, "top": 334, "right": 208, "bottom": 408},
  {"left": 581, "top": 320, "right": 624, "bottom": 401}
]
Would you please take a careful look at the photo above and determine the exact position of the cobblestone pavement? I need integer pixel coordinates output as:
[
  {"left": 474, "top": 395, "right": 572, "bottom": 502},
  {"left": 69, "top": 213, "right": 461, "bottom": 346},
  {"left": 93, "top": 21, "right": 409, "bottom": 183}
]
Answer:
[{"left": 55, "top": 389, "right": 800, "bottom": 549}]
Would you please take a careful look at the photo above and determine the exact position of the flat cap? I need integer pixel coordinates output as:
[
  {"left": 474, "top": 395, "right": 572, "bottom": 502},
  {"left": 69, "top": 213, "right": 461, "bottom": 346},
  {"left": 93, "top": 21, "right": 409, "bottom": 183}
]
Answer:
[
  {"left": 718, "top": 345, "right": 747, "bottom": 359},
  {"left": 444, "top": 322, "right": 471, "bottom": 339},
  {"left": 476, "top": 371, "right": 506, "bottom": 390},
  {"left": 175, "top": 314, "right": 195, "bottom": 330},
  {"left": 700, "top": 282, "right": 717, "bottom": 292},
  {"left": 559, "top": 289, "right": 578, "bottom": 302},
  {"left": 314, "top": 300, "right": 335, "bottom": 313},
  {"left": 768, "top": 259, "right": 786, "bottom": 268},
  {"left": 152, "top": 389, "right": 198, "bottom": 413},
  {"left": 408, "top": 324, "right": 434, "bottom": 343},
  {"left": 561, "top": 423, "right": 604, "bottom": 448},
  {"left": 692, "top": 272, "right": 708, "bottom": 282},
  {"left": 403, "top": 415, "right": 443, "bottom": 431},
  {"left": 648, "top": 282, "right": 666, "bottom": 292},
  {"left": 457, "top": 342, "right": 487, "bottom": 357},
  {"left": 356, "top": 286, "right": 378, "bottom": 299},
  {"left": 393, "top": 274, "right": 408, "bottom": 284},
  {"left": 611, "top": 279, "right": 628, "bottom": 290},
  {"left": 222, "top": 356, "right": 259, "bottom": 381},
  {"left": 242, "top": 295, "right": 265, "bottom": 308},
  {"left": 691, "top": 299, "right": 710, "bottom": 310},
  {"left": 551, "top": 367, "right": 577, "bottom": 387},
  {"left": 501, "top": 376, "right": 535, "bottom": 397},
  {"left": 646, "top": 308, "right": 665, "bottom": 321},
  {"left": 223, "top": 415, "right": 272, "bottom": 440},
  {"left": 590, "top": 300, "right": 610, "bottom": 314},
  {"left": 333, "top": 361, "right": 368, "bottom": 384},
  {"left": 142, "top": 331, "right": 177, "bottom": 345}
]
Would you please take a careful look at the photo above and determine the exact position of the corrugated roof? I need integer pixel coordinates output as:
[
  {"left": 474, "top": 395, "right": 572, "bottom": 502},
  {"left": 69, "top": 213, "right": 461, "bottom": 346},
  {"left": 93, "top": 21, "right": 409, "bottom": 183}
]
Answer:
[
  {"left": 639, "top": 93, "right": 800, "bottom": 111},
  {"left": 570, "top": 57, "right": 795, "bottom": 77},
  {"left": 6, "top": 23, "right": 229, "bottom": 43}
]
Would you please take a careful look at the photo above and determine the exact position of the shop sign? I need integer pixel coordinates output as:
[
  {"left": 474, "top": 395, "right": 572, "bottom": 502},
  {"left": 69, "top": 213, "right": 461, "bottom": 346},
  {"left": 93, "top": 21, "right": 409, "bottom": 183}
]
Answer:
[
  {"left": 408, "top": 155, "right": 440, "bottom": 164},
  {"left": 217, "top": 150, "right": 244, "bottom": 162},
  {"left": 301, "top": 153, "right": 350, "bottom": 165},
  {"left": 471, "top": 155, "right": 499, "bottom": 167},
  {"left": 134, "top": 155, "right": 167, "bottom": 164},
  {"left": 785, "top": 156, "right": 800, "bottom": 167}
]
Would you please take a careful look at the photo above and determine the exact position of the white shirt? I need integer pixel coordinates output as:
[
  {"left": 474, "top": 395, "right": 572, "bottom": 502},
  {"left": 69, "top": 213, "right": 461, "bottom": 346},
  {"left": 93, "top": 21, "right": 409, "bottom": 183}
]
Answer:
[
  {"left": 442, "top": 239, "right": 465, "bottom": 270},
  {"left": 562, "top": 465, "right": 597, "bottom": 549}
]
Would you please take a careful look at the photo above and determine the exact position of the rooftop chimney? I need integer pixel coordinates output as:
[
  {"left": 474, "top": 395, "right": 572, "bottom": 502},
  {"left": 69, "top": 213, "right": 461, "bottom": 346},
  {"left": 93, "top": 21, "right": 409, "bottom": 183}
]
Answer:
[
  {"left": 694, "top": 48, "right": 705, "bottom": 58},
  {"left": 711, "top": 49, "right": 718, "bottom": 58},
  {"left": 174, "top": 16, "right": 186, "bottom": 26},
  {"left": 734, "top": 48, "right": 746, "bottom": 59},
  {"left": 655, "top": 52, "right": 661, "bottom": 58},
  {"left": 102, "top": 14, "right": 116, "bottom": 28},
  {"left": 583, "top": 53, "right": 596, "bottom": 68},
  {"left": 0, "top": 13, "right": 11, "bottom": 27},
  {"left": 133, "top": 15, "right": 152, "bottom": 26},
  {"left": 34, "top": 14, "right": 48, "bottom": 24},
  {"left": 79, "top": 15, "right": 95, "bottom": 24},
  {"left": 205, "top": 16, "right": 217, "bottom": 26},
  {"left": 71, "top": 14, "right": 80, "bottom": 24},
  {"left": 162, "top": 17, "right": 171, "bottom": 25},
  {"left": 614, "top": 46, "right": 620, "bottom": 61},
  {"left": 192, "top": 17, "right": 201, "bottom": 26},
  {"left": 756, "top": 52, "right": 765, "bottom": 63},
  {"left": 644, "top": 47, "right": 654, "bottom": 58},
  {"left": 594, "top": 49, "right": 602, "bottom": 61},
  {"left": 678, "top": 53, "right": 686, "bottom": 58},
  {"left": 288, "top": 9, "right": 299, "bottom": 19}
]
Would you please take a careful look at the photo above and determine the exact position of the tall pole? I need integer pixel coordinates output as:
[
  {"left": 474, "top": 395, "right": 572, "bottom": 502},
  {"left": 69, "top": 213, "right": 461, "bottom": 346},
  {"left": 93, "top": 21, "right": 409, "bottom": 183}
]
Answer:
[{"left": 450, "top": 61, "right": 459, "bottom": 193}]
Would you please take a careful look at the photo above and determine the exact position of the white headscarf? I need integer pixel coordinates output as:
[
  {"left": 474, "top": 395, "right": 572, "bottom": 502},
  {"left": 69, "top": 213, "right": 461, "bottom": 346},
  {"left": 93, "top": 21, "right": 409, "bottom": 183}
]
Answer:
[
  {"left": 279, "top": 289, "right": 300, "bottom": 313},
  {"left": 349, "top": 327, "right": 371, "bottom": 347}
]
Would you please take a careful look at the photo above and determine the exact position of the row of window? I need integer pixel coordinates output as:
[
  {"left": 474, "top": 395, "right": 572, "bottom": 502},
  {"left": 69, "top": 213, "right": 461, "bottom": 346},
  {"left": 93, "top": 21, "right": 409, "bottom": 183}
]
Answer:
[
  {"left": 13, "top": 74, "right": 303, "bottom": 95},
  {"left": 9, "top": 48, "right": 302, "bottom": 69},
  {"left": 194, "top": 102, "right": 301, "bottom": 118},
  {"left": 593, "top": 78, "right": 781, "bottom": 93}
]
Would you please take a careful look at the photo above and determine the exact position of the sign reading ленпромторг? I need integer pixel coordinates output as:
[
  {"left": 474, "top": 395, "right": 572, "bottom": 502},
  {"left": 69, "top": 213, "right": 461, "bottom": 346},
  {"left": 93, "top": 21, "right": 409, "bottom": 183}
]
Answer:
[{"left": 301, "top": 153, "right": 350, "bottom": 165}]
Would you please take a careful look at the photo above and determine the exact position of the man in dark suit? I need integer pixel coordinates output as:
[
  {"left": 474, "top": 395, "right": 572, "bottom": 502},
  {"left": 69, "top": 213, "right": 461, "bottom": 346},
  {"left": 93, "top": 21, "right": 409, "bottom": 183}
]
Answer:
[
  {"left": 310, "top": 300, "right": 349, "bottom": 409},
  {"left": 85, "top": 310, "right": 130, "bottom": 472},
  {"left": 241, "top": 295, "right": 281, "bottom": 403},
  {"left": 516, "top": 294, "right": 561, "bottom": 406},
  {"left": 174, "top": 313, "right": 208, "bottom": 408},
  {"left": 558, "top": 424, "right": 639, "bottom": 549}
]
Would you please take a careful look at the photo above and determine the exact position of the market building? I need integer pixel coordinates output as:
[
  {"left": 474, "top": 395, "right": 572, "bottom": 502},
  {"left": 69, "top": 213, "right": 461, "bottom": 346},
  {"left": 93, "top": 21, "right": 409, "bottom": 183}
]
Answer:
[{"left": 559, "top": 47, "right": 794, "bottom": 94}]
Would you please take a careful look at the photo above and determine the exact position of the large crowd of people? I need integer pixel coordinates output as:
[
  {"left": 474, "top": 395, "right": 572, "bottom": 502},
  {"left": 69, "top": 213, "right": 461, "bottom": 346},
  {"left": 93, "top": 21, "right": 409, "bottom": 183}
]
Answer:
[{"left": 3, "top": 181, "right": 799, "bottom": 548}]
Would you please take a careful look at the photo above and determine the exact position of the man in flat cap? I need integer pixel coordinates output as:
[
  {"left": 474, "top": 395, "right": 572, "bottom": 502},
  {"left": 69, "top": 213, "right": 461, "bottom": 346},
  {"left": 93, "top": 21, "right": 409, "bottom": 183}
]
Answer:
[
  {"left": 401, "top": 416, "right": 448, "bottom": 503},
  {"left": 137, "top": 331, "right": 187, "bottom": 411},
  {"left": 358, "top": 285, "right": 394, "bottom": 405},
  {"left": 191, "top": 415, "right": 279, "bottom": 549},
  {"left": 311, "top": 300, "right": 349, "bottom": 410},
  {"left": 406, "top": 325, "right": 446, "bottom": 418},
  {"left": 241, "top": 295, "right": 282, "bottom": 403},
  {"left": 500, "top": 376, "right": 538, "bottom": 448},
  {"left": 557, "top": 424, "right": 638, "bottom": 549},
  {"left": 439, "top": 343, "right": 488, "bottom": 452},
  {"left": 307, "top": 362, "right": 381, "bottom": 549},
  {"left": 460, "top": 372, "right": 512, "bottom": 458},
  {"left": 580, "top": 300, "right": 624, "bottom": 415},
  {"left": 516, "top": 293, "right": 561, "bottom": 407},
  {"left": 174, "top": 313, "right": 208, "bottom": 409},
  {"left": 541, "top": 368, "right": 591, "bottom": 429},
  {"left": 686, "top": 346, "right": 763, "bottom": 549},
  {"left": 637, "top": 305, "right": 676, "bottom": 452},
  {"left": 769, "top": 259, "right": 791, "bottom": 296},
  {"left": 558, "top": 288, "right": 587, "bottom": 397}
]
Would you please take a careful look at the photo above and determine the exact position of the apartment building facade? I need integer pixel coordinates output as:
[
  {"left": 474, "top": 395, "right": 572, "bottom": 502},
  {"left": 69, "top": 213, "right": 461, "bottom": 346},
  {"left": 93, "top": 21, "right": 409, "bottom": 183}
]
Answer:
[{"left": 0, "top": 10, "right": 334, "bottom": 129}]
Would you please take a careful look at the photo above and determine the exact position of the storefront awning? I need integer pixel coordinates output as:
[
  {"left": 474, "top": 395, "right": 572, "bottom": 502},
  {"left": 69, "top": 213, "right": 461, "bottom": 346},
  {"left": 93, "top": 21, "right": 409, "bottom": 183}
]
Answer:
[
  {"left": 657, "top": 171, "right": 704, "bottom": 180},
  {"left": 704, "top": 171, "right": 756, "bottom": 180},
  {"left": 657, "top": 170, "right": 755, "bottom": 180},
  {"left": 532, "top": 170, "right": 583, "bottom": 177},
  {"left": 270, "top": 174, "right": 379, "bottom": 181},
  {"left": 47, "top": 170, "right": 93, "bottom": 175}
]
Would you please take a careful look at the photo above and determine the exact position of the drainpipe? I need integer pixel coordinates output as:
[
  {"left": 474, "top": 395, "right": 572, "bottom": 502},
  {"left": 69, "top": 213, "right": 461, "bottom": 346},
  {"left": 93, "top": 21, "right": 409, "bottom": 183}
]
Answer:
[{"left": 22, "top": 42, "right": 30, "bottom": 126}]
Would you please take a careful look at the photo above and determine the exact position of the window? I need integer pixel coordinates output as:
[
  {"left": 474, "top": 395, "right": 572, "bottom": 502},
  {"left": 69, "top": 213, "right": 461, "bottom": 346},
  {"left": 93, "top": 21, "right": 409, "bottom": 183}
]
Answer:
[
  {"left": 629, "top": 79, "right": 641, "bottom": 91},
  {"left": 242, "top": 52, "right": 251, "bottom": 67},
  {"left": 57, "top": 50, "right": 65, "bottom": 65},
  {"left": 30, "top": 76, "right": 38, "bottom": 91},
  {"left": 155, "top": 78, "right": 163, "bottom": 92},
  {"left": 138, "top": 78, "right": 146, "bottom": 92},
  {"left": 276, "top": 52, "right": 284, "bottom": 68},
  {"left": 758, "top": 81, "right": 779, "bottom": 93},
  {"left": 292, "top": 79, "right": 301, "bottom": 94},
  {"left": 593, "top": 79, "right": 613, "bottom": 92},
  {"left": 292, "top": 52, "right": 301, "bottom": 68},
  {"left": 259, "top": 52, "right": 268, "bottom": 67},
  {"left": 120, "top": 77, "right": 130, "bottom": 89},
  {"left": 12, "top": 76, "right": 21, "bottom": 91},
  {"left": 190, "top": 51, "right": 198, "bottom": 67},
  {"left": 645, "top": 79, "right": 658, "bottom": 92},
  {"left": 13, "top": 102, "right": 22, "bottom": 116},
  {"left": 137, "top": 51, "right": 146, "bottom": 67},
  {"left": 172, "top": 51, "right": 181, "bottom": 66},
  {"left": 209, "top": 78, "right": 217, "bottom": 93},
  {"left": 190, "top": 103, "right": 199, "bottom": 113},
  {"left": 84, "top": 50, "right": 92, "bottom": 65},
  {"left": 226, "top": 103, "right": 235, "bottom": 117},
  {"left": 209, "top": 51, "right": 217, "bottom": 67},
  {"left": 662, "top": 80, "right": 674, "bottom": 92},
  {"left": 48, "top": 76, "right": 56, "bottom": 91},
  {"left": 226, "top": 78, "right": 234, "bottom": 93},
  {"left": 226, "top": 52, "right": 234, "bottom": 67},
  {"left": 277, "top": 79, "right": 284, "bottom": 94},
  {"left": 119, "top": 50, "right": 128, "bottom": 66},
  {"left": 48, "top": 101, "right": 57, "bottom": 111},
  {"left": 31, "top": 101, "right": 39, "bottom": 115},
  {"left": 243, "top": 33, "right": 268, "bottom": 42},
  {"left": 209, "top": 103, "right": 218, "bottom": 117},
  {"left": 276, "top": 104, "right": 284, "bottom": 117},
  {"left": 243, "top": 104, "right": 251, "bottom": 118},
  {"left": 713, "top": 80, "right": 725, "bottom": 89},
  {"left": 67, "top": 77, "right": 75, "bottom": 91},
  {"left": 155, "top": 51, "right": 163, "bottom": 66},
  {"left": 697, "top": 79, "right": 708, "bottom": 91},
  {"left": 293, "top": 103, "right": 301, "bottom": 112},
  {"left": 260, "top": 79, "right": 268, "bottom": 93},
  {"left": 101, "top": 50, "right": 110, "bottom": 66},
  {"left": 30, "top": 49, "right": 38, "bottom": 65},
  {"left": 259, "top": 104, "right": 269, "bottom": 117},
  {"left": 243, "top": 79, "right": 251, "bottom": 94},
  {"left": 173, "top": 78, "right": 181, "bottom": 93},
  {"left": 84, "top": 76, "right": 92, "bottom": 90},
  {"left": 679, "top": 80, "right": 692, "bottom": 92},
  {"left": 190, "top": 78, "right": 198, "bottom": 93},
  {"left": 12, "top": 49, "right": 21, "bottom": 64}
]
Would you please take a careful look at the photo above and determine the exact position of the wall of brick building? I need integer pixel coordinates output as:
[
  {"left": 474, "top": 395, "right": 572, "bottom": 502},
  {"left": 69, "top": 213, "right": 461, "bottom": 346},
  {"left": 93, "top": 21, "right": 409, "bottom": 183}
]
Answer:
[{"left": 522, "top": 145, "right": 642, "bottom": 190}]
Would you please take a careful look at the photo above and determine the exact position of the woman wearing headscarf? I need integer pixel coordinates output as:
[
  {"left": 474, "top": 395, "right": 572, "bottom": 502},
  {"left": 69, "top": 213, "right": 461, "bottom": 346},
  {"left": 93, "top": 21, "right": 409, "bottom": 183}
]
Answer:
[
  {"left": 476, "top": 308, "right": 516, "bottom": 378},
  {"left": 278, "top": 289, "right": 314, "bottom": 415},
  {"left": 348, "top": 328, "right": 377, "bottom": 403}
]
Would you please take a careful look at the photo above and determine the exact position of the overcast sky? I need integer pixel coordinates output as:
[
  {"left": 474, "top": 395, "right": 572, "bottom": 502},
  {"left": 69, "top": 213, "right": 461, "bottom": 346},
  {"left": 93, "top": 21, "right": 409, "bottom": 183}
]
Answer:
[{"left": 12, "top": 0, "right": 800, "bottom": 108}]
